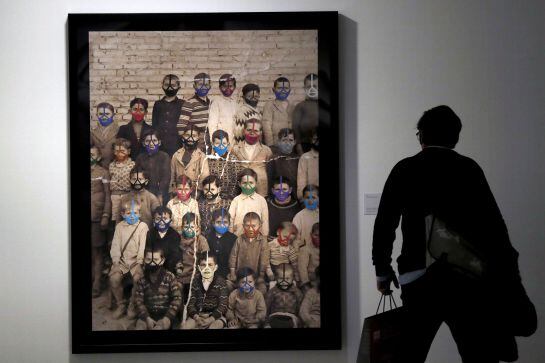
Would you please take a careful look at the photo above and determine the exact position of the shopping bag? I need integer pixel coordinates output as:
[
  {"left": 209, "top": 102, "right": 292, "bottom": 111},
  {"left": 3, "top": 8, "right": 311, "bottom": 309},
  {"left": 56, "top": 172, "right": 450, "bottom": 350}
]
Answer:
[{"left": 357, "top": 293, "right": 404, "bottom": 363}]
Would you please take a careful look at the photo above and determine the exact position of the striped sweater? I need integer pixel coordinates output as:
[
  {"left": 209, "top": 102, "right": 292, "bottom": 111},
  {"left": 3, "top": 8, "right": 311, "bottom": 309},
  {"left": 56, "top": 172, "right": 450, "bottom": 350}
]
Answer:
[
  {"left": 186, "top": 274, "right": 229, "bottom": 319},
  {"left": 134, "top": 268, "right": 182, "bottom": 322}
]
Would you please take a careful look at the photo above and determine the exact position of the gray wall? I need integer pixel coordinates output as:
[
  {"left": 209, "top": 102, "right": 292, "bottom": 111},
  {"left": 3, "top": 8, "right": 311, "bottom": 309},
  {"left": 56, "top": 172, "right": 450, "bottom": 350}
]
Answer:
[{"left": 0, "top": 1, "right": 543, "bottom": 362}]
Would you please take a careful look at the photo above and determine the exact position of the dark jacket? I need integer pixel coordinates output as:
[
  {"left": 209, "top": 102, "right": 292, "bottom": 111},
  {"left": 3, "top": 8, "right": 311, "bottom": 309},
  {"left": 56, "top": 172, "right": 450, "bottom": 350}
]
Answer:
[
  {"left": 117, "top": 120, "right": 153, "bottom": 159},
  {"left": 152, "top": 97, "right": 183, "bottom": 156},
  {"left": 206, "top": 229, "right": 237, "bottom": 279},
  {"left": 186, "top": 273, "right": 229, "bottom": 319},
  {"left": 147, "top": 227, "right": 181, "bottom": 269},
  {"left": 135, "top": 150, "right": 171, "bottom": 201}
]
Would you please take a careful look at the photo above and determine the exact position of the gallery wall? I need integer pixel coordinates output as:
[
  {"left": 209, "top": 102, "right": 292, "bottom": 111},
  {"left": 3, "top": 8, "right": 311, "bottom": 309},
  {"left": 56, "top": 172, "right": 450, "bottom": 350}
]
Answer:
[{"left": 0, "top": 1, "right": 543, "bottom": 362}]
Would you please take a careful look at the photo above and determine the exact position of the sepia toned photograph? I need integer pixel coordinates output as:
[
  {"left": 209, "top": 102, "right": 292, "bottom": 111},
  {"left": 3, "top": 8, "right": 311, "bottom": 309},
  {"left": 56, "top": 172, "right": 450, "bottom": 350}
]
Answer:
[{"left": 69, "top": 12, "right": 339, "bottom": 353}]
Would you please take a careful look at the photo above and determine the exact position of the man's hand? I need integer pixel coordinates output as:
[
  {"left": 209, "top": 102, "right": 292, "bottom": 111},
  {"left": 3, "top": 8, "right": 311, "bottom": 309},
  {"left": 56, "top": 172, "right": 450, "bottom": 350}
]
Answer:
[{"left": 376, "top": 271, "right": 399, "bottom": 295}]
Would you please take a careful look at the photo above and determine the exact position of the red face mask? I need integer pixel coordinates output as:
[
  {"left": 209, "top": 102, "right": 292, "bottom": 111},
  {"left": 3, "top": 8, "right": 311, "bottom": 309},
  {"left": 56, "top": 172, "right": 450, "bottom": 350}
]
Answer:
[
  {"left": 177, "top": 189, "right": 191, "bottom": 201},
  {"left": 244, "top": 225, "right": 260, "bottom": 238},
  {"left": 277, "top": 228, "right": 294, "bottom": 247},
  {"left": 311, "top": 234, "right": 320, "bottom": 248},
  {"left": 131, "top": 111, "right": 145, "bottom": 122}
]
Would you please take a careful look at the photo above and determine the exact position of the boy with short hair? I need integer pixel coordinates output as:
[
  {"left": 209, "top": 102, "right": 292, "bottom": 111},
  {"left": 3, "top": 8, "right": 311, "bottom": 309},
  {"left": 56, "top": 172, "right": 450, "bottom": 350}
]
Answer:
[
  {"left": 180, "top": 72, "right": 212, "bottom": 152},
  {"left": 117, "top": 97, "right": 153, "bottom": 158},
  {"left": 262, "top": 77, "right": 295, "bottom": 146},
  {"left": 91, "top": 102, "right": 119, "bottom": 168},
  {"left": 182, "top": 253, "right": 229, "bottom": 329},
  {"left": 109, "top": 199, "right": 149, "bottom": 319},
  {"left": 166, "top": 212, "right": 209, "bottom": 303},
  {"left": 208, "top": 129, "right": 244, "bottom": 200},
  {"left": 228, "top": 168, "right": 269, "bottom": 237},
  {"left": 299, "top": 266, "right": 321, "bottom": 328},
  {"left": 297, "top": 131, "right": 319, "bottom": 199},
  {"left": 292, "top": 73, "right": 319, "bottom": 155},
  {"left": 226, "top": 267, "right": 267, "bottom": 329},
  {"left": 166, "top": 175, "right": 200, "bottom": 235},
  {"left": 228, "top": 212, "right": 273, "bottom": 295},
  {"left": 265, "top": 263, "right": 303, "bottom": 328},
  {"left": 267, "top": 176, "right": 301, "bottom": 238},
  {"left": 206, "top": 208, "right": 237, "bottom": 284},
  {"left": 268, "top": 222, "right": 300, "bottom": 283},
  {"left": 207, "top": 74, "right": 237, "bottom": 146},
  {"left": 134, "top": 246, "right": 182, "bottom": 330},
  {"left": 233, "top": 83, "right": 262, "bottom": 143},
  {"left": 146, "top": 206, "right": 180, "bottom": 263},
  {"left": 231, "top": 118, "right": 272, "bottom": 197},
  {"left": 293, "top": 185, "right": 319, "bottom": 249},
  {"left": 135, "top": 129, "right": 171, "bottom": 205},
  {"left": 90, "top": 145, "right": 111, "bottom": 297},
  {"left": 298, "top": 222, "right": 320, "bottom": 292},
  {"left": 117, "top": 166, "right": 160, "bottom": 227},
  {"left": 109, "top": 138, "right": 135, "bottom": 224},
  {"left": 152, "top": 74, "right": 184, "bottom": 156},
  {"left": 170, "top": 124, "right": 209, "bottom": 193},
  {"left": 198, "top": 175, "right": 231, "bottom": 237},
  {"left": 267, "top": 128, "right": 299, "bottom": 189}
]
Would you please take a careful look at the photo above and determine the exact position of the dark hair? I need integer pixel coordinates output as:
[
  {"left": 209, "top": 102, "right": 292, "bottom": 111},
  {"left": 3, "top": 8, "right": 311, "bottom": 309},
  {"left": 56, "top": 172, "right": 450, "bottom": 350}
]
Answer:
[
  {"left": 194, "top": 72, "right": 210, "bottom": 81},
  {"left": 304, "top": 73, "right": 318, "bottom": 84},
  {"left": 144, "top": 246, "right": 165, "bottom": 256},
  {"left": 274, "top": 263, "right": 293, "bottom": 277},
  {"left": 153, "top": 206, "right": 173, "bottom": 219},
  {"left": 311, "top": 222, "right": 319, "bottom": 234},
  {"left": 236, "top": 267, "right": 256, "bottom": 282},
  {"left": 130, "top": 97, "right": 149, "bottom": 111},
  {"left": 182, "top": 212, "right": 197, "bottom": 225},
  {"left": 197, "top": 251, "right": 217, "bottom": 265},
  {"left": 202, "top": 175, "right": 219, "bottom": 187},
  {"left": 303, "top": 184, "right": 319, "bottom": 196},
  {"left": 272, "top": 176, "right": 292, "bottom": 188},
  {"left": 242, "top": 83, "right": 260, "bottom": 95},
  {"left": 141, "top": 129, "right": 160, "bottom": 142},
  {"left": 112, "top": 138, "right": 131, "bottom": 150},
  {"left": 219, "top": 73, "right": 236, "bottom": 87},
  {"left": 162, "top": 74, "right": 180, "bottom": 83},
  {"left": 178, "top": 123, "right": 203, "bottom": 135},
  {"left": 273, "top": 77, "right": 290, "bottom": 88},
  {"left": 277, "top": 221, "right": 298, "bottom": 236},
  {"left": 211, "top": 129, "right": 230, "bottom": 142},
  {"left": 175, "top": 175, "right": 193, "bottom": 187},
  {"left": 277, "top": 128, "right": 294, "bottom": 140},
  {"left": 242, "top": 212, "right": 261, "bottom": 224},
  {"left": 96, "top": 102, "right": 114, "bottom": 113},
  {"left": 211, "top": 207, "right": 231, "bottom": 222},
  {"left": 129, "top": 166, "right": 149, "bottom": 179},
  {"left": 238, "top": 168, "right": 258, "bottom": 182},
  {"left": 416, "top": 105, "right": 462, "bottom": 148}
]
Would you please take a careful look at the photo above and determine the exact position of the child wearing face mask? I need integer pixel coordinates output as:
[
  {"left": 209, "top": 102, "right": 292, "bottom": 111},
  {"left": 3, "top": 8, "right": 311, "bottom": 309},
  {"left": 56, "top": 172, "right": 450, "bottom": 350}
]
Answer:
[
  {"left": 109, "top": 138, "right": 135, "bottom": 225},
  {"left": 134, "top": 247, "right": 182, "bottom": 330},
  {"left": 228, "top": 168, "right": 269, "bottom": 237},
  {"left": 198, "top": 175, "right": 231, "bottom": 237},
  {"left": 293, "top": 184, "right": 320, "bottom": 250},
  {"left": 91, "top": 102, "right": 119, "bottom": 168},
  {"left": 233, "top": 83, "right": 262, "bottom": 143},
  {"left": 206, "top": 208, "right": 237, "bottom": 287},
  {"left": 109, "top": 199, "right": 149, "bottom": 320},
  {"left": 116, "top": 167, "right": 160, "bottom": 228},
  {"left": 180, "top": 73, "right": 212, "bottom": 153},
  {"left": 135, "top": 130, "right": 171, "bottom": 205},
  {"left": 208, "top": 129, "right": 243, "bottom": 200},
  {"left": 231, "top": 119, "right": 272, "bottom": 197},
  {"left": 117, "top": 98, "right": 153, "bottom": 158},
  {"left": 226, "top": 267, "right": 267, "bottom": 329},
  {"left": 299, "top": 266, "right": 321, "bottom": 328},
  {"left": 90, "top": 145, "right": 111, "bottom": 298},
  {"left": 297, "top": 131, "right": 319, "bottom": 200},
  {"left": 267, "top": 128, "right": 299, "bottom": 191},
  {"left": 182, "top": 253, "right": 229, "bottom": 329},
  {"left": 267, "top": 176, "right": 301, "bottom": 239},
  {"left": 265, "top": 263, "right": 303, "bottom": 328},
  {"left": 170, "top": 124, "right": 209, "bottom": 195},
  {"left": 147, "top": 206, "right": 180, "bottom": 270},
  {"left": 228, "top": 212, "right": 274, "bottom": 296},
  {"left": 268, "top": 222, "right": 301, "bottom": 284},
  {"left": 292, "top": 73, "right": 319, "bottom": 155},
  {"left": 168, "top": 212, "right": 209, "bottom": 304},
  {"left": 208, "top": 74, "right": 237, "bottom": 147},
  {"left": 166, "top": 175, "right": 200, "bottom": 235},
  {"left": 298, "top": 223, "right": 320, "bottom": 294},
  {"left": 262, "top": 77, "right": 295, "bottom": 146},
  {"left": 152, "top": 74, "right": 184, "bottom": 156}
]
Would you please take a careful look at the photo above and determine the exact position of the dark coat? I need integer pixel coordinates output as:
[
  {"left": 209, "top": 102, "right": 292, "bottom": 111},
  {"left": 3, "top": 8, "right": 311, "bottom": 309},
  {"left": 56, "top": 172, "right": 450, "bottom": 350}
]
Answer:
[{"left": 117, "top": 120, "right": 153, "bottom": 159}]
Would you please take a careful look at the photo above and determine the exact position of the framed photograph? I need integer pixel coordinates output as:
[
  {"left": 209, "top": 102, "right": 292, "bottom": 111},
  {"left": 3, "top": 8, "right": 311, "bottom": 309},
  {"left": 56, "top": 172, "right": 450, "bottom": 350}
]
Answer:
[{"left": 69, "top": 11, "right": 339, "bottom": 353}]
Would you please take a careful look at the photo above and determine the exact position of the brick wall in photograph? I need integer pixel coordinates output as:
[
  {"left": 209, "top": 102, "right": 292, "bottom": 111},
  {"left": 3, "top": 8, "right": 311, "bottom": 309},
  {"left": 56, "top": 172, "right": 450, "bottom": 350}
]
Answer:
[{"left": 88, "top": 30, "right": 318, "bottom": 125}]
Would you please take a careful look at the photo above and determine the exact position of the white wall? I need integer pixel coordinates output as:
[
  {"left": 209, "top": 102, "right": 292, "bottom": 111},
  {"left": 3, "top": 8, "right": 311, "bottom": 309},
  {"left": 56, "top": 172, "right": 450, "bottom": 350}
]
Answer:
[{"left": 1, "top": 1, "right": 543, "bottom": 362}]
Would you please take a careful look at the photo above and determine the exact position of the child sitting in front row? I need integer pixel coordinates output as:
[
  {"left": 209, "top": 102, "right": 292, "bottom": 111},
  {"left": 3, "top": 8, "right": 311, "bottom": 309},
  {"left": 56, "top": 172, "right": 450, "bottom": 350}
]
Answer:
[
  {"left": 134, "top": 246, "right": 182, "bottom": 330},
  {"left": 265, "top": 263, "right": 303, "bottom": 328},
  {"left": 226, "top": 267, "right": 267, "bottom": 329},
  {"left": 268, "top": 221, "right": 300, "bottom": 284},
  {"left": 299, "top": 266, "right": 321, "bottom": 328}
]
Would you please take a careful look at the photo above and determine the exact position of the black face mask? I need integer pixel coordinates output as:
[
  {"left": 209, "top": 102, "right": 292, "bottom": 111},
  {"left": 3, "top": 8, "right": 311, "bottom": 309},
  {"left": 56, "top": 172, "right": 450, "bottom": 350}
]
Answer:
[
  {"left": 163, "top": 75, "right": 180, "bottom": 97},
  {"left": 244, "top": 97, "right": 259, "bottom": 108},
  {"left": 131, "top": 177, "right": 149, "bottom": 191}
]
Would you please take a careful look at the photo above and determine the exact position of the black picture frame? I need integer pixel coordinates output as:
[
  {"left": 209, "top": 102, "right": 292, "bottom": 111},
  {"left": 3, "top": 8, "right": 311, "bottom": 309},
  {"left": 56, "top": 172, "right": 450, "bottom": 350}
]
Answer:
[{"left": 68, "top": 11, "right": 340, "bottom": 354}]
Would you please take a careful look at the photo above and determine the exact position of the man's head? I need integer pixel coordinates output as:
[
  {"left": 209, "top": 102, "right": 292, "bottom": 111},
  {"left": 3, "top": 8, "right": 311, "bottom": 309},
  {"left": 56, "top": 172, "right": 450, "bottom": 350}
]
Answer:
[
  {"left": 244, "top": 119, "right": 262, "bottom": 145},
  {"left": 142, "top": 129, "right": 161, "bottom": 155},
  {"left": 90, "top": 145, "right": 102, "bottom": 166},
  {"left": 197, "top": 252, "right": 218, "bottom": 281},
  {"left": 175, "top": 175, "right": 193, "bottom": 201},
  {"left": 212, "top": 207, "right": 230, "bottom": 235},
  {"left": 277, "top": 128, "right": 295, "bottom": 154},
  {"left": 181, "top": 212, "right": 198, "bottom": 238},
  {"left": 162, "top": 74, "right": 180, "bottom": 97},
  {"left": 202, "top": 175, "right": 220, "bottom": 200},
  {"left": 219, "top": 74, "right": 236, "bottom": 97},
  {"left": 144, "top": 246, "right": 165, "bottom": 274},
  {"left": 178, "top": 124, "right": 201, "bottom": 149},
  {"left": 242, "top": 212, "right": 262, "bottom": 238},
  {"left": 303, "top": 185, "right": 319, "bottom": 210},
  {"left": 153, "top": 206, "right": 173, "bottom": 233},
  {"left": 121, "top": 199, "right": 141, "bottom": 225},
  {"left": 129, "top": 166, "right": 149, "bottom": 191},
  {"left": 273, "top": 77, "right": 291, "bottom": 101},
  {"left": 129, "top": 98, "right": 148, "bottom": 122},
  {"left": 113, "top": 138, "right": 131, "bottom": 162},
  {"left": 96, "top": 102, "right": 115, "bottom": 127},
  {"left": 238, "top": 168, "right": 258, "bottom": 196},
  {"left": 242, "top": 83, "right": 260, "bottom": 107},
  {"left": 276, "top": 221, "right": 298, "bottom": 245},
  {"left": 416, "top": 105, "right": 462, "bottom": 149},
  {"left": 271, "top": 176, "right": 293, "bottom": 203},
  {"left": 211, "top": 129, "right": 230, "bottom": 156},
  {"left": 193, "top": 72, "right": 211, "bottom": 97},
  {"left": 236, "top": 267, "right": 256, "bottom": 294},
  {"left": 304, "top": 73, "right": 318, "bottom": 100},
  {"left": 275, "top": 263, "right": 294, "bottom": 290}
]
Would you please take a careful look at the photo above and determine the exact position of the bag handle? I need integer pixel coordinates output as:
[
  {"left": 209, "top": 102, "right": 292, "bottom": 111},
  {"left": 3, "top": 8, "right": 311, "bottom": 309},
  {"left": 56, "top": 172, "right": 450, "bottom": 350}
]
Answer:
[{"left": 376, "top": 292, "right": 398, "bottom": 314}]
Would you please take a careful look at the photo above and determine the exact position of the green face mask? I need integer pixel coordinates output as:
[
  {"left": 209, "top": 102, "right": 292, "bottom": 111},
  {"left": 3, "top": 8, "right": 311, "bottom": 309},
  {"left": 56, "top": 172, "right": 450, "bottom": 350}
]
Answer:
[
  {"left": 90, "top": 157, "right": 100, "bottom": 166},
  {"left": 241, "top": 184, "right": 256, "bottom": 195},
  {"left": 183, "top": 228, "right": 196, "bottom": 238}
]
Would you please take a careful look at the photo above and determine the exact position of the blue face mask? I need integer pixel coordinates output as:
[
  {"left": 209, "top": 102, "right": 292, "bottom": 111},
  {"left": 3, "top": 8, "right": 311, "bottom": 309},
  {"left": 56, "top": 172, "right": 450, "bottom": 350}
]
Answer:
[
  {"left": 123, "top": 200, "right": 140, "bottom": 225},
  {"left": 153, "top": 218, "right": 171, "bottom": 233},
  {"left": 304, "top": 191, "right": 319, "bottom": 210},
  {"left": 195, "top": 81, "right": 211, "bottom": 98},
  {"left": 239, "top": 278, "right": 254, "bottom": 294},
  {"left": 213, "top": 144, "right": 228, "bottom": 156},
  {"left": 274, "top": 87, "right": 291, "bottom": 101},
  {"left": 145, "top": 143, "right": 159, "bottom": 155},
  {"left": 214, "top": 225, "right": 228, "bottom": 235},
  {"left": 277, "top": 141, "right": 294, "bottom": 155}
]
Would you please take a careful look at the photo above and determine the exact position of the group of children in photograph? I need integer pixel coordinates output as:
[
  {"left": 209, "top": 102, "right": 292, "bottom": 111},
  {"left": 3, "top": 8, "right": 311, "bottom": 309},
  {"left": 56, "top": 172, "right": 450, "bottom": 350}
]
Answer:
[{"left": 90, "top": 72, "right": 320, "bottom": 330}]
